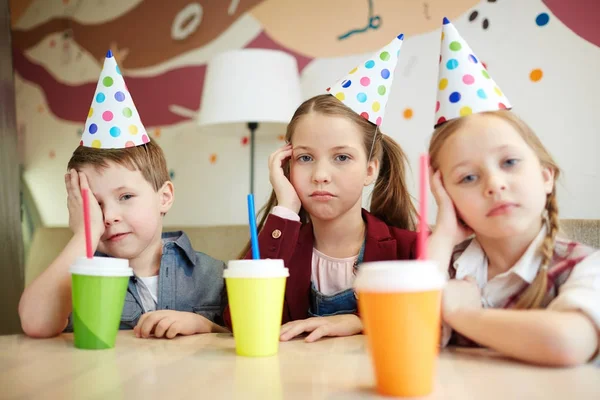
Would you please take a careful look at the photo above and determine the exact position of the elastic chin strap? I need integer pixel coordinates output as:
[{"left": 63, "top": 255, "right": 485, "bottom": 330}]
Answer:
[{"left": 367, "top": 125, "right": 379, "bottom": 162}]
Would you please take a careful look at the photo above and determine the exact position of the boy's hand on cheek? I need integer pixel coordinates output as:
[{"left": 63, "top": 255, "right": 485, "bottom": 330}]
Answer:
[
  {"left": 279, "top": 314, "right": 363, "bottom": 343},
  {"left": 65, "top": 169, "right": 105, "bottom": 244},
  {"left": 134, "top": 310, "right": 215, "bottom": 339}
]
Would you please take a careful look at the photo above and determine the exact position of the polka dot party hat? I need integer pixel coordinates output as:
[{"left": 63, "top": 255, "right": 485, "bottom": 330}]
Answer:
[
  {"left": 435, "top": 17, "right": 511, "bottom": 127},
  {"left": 81, "top": 50, "right": 149, "bottom": 149},
  {"left": 327, "top": 34, "right": 404, "bottom": 126}
]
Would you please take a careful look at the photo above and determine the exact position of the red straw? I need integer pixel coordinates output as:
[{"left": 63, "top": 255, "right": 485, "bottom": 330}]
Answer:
[
  {"left": 82, "top": 188, "right": 93, "bottom": 259},
  {"left": 418, "top": 154, "right": 429, "bottom": 260}
]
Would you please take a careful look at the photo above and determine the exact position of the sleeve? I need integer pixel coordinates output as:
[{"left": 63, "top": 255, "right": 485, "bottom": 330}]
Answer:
[
  {"left": 243, "top": 212, "right": 302, "bottom": 261},
  {"left": 271, "top": 206, "right": 301, "bottom": 222},
  {"left": 546, "top": 251, "right": 600, "bottom": 363},
  {"left": 547, "top": 251, "right": 600, "bottom": 329},
  {"left": 191, "top": 256, "right": 227, "bottom": 326}
]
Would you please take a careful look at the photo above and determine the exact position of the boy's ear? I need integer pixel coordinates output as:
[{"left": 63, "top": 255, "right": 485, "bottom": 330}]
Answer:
[
  {"left": 364, "top": 158, "right": 380, "bottom": 186},
  {"left": 159, "top": 181, "right": 175, "bottom": 214}
]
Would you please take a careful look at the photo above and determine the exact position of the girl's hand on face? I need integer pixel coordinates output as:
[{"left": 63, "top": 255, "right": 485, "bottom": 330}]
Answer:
[
  {"left": 430, "top": 170, "right": 474, "bottom": 245},
  {"left": 269, "top": 143, "right": 301, "bottom": 214}
]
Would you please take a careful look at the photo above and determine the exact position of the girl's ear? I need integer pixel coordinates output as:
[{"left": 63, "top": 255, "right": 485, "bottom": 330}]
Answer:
[
  {"left": 541, "top": 166, "right": 555, "bottom": 195},
  {"left": 364, "top": 158, "right": 380, "bottom": 186}
]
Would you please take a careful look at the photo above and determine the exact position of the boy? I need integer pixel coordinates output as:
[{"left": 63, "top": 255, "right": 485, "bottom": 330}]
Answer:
[{"left": 18, "top": 50, "right": 227, "bottom": 339}]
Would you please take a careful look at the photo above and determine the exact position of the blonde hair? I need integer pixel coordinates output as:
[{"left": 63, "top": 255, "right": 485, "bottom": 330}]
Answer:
[
  {"left": 429, "top": 111, "right": 560, "bottom": 309},
  {"left": 239, "top": 94, "right": 418, "bottom": 258},
  {"left": 67, "top": 140, "right": 170, "bottom": 192}
]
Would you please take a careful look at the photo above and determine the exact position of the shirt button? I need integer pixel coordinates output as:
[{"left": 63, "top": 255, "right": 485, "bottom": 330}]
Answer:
[{"left": 272, "top": 229, "right": 282, "bottom": 239}]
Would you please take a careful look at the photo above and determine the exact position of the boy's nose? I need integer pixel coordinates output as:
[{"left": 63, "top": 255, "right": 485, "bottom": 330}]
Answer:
[
  {"left": 103, "top": 208, "right": 122, "bottom": 226},
  {"left": 104, "top": 216, "right": 121, "bottom": 226}
]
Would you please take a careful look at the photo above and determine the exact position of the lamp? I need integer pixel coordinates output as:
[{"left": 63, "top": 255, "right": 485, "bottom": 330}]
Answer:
[{"left": 197, "top": 49, "right": 303, "bottom": 194}]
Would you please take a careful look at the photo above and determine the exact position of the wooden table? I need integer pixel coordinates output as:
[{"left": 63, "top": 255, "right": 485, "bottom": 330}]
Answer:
[{"left": 1, "top": 332, "right": 598, "bottom": 399}]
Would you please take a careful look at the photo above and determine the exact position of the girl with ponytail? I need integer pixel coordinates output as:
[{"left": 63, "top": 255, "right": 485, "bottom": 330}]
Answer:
[
  {"left": 224, "top": 93, "right": 419, "bottom": 343},
  {"left": 223, "top": 34, "right": 421, "bottom": 343}
]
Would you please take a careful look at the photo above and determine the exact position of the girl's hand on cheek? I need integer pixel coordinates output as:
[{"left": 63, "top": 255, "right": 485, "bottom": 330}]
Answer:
[
  {"left": 269, "top": 144, "right": 301, "bottom": 213},
  {"left": 431, "top": 170, "right": 473, "bottom": 245}
]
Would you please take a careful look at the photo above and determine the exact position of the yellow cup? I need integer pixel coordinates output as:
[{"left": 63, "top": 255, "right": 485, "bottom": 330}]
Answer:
[
  {"left": 224, "top": 259, "right": 289, "bottom": 357},
  {"left": 354, "top": 260, "right": 446, "bottom": 397}
]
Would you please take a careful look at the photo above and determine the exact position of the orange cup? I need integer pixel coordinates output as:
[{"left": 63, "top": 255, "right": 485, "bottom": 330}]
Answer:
[{"left": 354, "top": 260, "right": 446, "bottom": 397}]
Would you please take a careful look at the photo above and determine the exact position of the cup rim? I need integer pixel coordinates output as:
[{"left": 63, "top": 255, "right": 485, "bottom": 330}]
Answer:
[
  {"left": 70, "top": 256, "right": 133, "bottom": 277},
  {"left": 224, "top": 259, "right": 289, "bottom": 278},
  {"left": 354, "top": 260, "right": 446, "bottom": 292}
]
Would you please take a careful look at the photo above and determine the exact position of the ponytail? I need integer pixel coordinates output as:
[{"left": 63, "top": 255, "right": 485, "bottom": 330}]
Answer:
[{"left": 369, "top": 133, "right": 417, "bottom": 230}]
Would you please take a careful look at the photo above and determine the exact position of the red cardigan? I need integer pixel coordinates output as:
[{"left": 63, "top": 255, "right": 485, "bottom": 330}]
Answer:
[{"left": 223, "top": 209, "right": 418, "bottom": 329}]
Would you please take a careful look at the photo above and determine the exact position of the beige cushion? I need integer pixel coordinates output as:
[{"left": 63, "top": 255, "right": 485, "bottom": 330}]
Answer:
[
  {"left": 25, "top": 220, "right": 599, "bottom": 286},
  {"left": 558, "top": 219, "right": 600, "bottom": 249}
]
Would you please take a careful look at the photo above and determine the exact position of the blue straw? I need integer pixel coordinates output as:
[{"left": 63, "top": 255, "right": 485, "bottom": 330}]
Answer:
[{"left": 247, "top": 194, "right": 260, "bottom": 259}]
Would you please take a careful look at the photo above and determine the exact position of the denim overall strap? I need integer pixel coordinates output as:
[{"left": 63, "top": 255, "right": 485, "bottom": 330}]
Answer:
[{"left": 309, "top": 238, "right": 366, "bottom": 317}]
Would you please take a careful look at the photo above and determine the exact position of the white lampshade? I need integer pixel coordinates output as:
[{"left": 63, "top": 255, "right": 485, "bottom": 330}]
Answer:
[{"left": 198, "top": 49, "right": 303, "bottom": 128}]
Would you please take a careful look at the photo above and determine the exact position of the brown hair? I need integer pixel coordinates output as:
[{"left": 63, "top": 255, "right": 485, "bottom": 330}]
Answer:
[
  {"left": 429, "top": 110, "right": 560, "bottom": 309},
  {"left": 67, "top": 140, "right": 170, "bottom": 192},
  {"left": 239, "top": 94, "right": 418, "bottom": 258}
]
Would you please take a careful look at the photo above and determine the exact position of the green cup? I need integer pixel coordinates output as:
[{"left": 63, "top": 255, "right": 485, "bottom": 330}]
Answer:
[
  {"left": 70, "top": 257, "right": 133, "bottom": 350},
  {"left": 224, "top": 259, "right": 289, "bottom": 357}
]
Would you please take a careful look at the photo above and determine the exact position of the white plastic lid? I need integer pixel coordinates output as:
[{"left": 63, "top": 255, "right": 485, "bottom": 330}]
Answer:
[
  {"left": 223, "top": 259, "right": 289, "bottom": 278},
  {"left": 353, "top": 260, "right": 446, "bottom": 292},
  {"left": 69, "top": 256, "right": 133, "bottom": 277}
]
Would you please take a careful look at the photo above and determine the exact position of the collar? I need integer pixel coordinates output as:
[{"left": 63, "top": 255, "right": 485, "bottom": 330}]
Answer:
[
  {"left": 161, "top": 231, "right": 197, "bottom": 266},
  {"left": 453, "top": 226, "right": 547, "bottom": 284}
]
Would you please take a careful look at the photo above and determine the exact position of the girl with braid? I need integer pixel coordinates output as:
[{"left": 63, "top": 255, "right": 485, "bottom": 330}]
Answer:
[{"left": 427, "top": 19, "right": 600, "bottom": 366}]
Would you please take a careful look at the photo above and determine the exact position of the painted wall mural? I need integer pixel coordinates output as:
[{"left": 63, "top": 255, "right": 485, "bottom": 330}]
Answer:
[
  {"left": 10, "top": 0, "right": 600, "bottom": 227},
  {"left": 542, "top": 0, "right": 600, "bottom": 48},
  {"left": 252, "top": 0, "right": 480, "bottom": 57},
  {"left": 13, "top": 31, "right": 313, "bottom": 127},
  {"left": 11, "top": 0, "right": 483, "bottom": 149},
  {"left": 12, "top": 0, "right": 264, "bottom": 68}
]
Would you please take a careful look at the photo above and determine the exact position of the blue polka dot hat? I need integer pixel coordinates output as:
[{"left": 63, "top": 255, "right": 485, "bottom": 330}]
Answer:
[
  {"left": 80, "top": 50, "right": 150, "bottom": 149},
  {"left": 327, "top": 34, "right": 404, "bottom": 127},
  {"left": 434, "top": 17, "right": 511, "bottom": 128}
]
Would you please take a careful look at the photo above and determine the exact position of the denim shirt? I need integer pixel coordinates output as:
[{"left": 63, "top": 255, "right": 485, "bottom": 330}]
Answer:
[{"left": 65, "top": 231, "right": 227, "bottom": 331}]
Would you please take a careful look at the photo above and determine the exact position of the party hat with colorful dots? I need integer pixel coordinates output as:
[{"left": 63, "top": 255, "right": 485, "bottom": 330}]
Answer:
[
  {"left": 434, "top": 17, "right": 511, "bottom": 127},
  {"left": 80, "top": 50, "right": 149, "bottom": 149},
  {"left": 327, "top": 34, "right": 404, "bottom": 126}
]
